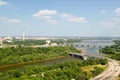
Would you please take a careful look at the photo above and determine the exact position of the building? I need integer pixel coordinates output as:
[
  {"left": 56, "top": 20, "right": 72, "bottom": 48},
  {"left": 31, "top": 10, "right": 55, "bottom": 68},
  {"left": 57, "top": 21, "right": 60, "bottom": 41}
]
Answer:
[
  {"left": 46, "top": 40, "right": 51, "bottom": 44},
  {"left": 0, "top": 38, "right": 3, "bottom": 45},
  {"left": 4, "top": 36, "right": 13, "bottom": 43}
]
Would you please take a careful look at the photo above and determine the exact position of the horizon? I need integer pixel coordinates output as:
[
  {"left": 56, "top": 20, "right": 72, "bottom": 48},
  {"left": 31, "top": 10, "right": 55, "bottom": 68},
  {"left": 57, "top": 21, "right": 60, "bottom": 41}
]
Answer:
[{"left": 0, "top": 35, "right": 120, "bottom": 38}]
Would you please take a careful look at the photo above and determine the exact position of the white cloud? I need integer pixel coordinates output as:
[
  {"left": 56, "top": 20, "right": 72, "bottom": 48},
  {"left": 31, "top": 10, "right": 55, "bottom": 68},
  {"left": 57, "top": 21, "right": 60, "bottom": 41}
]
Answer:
[
  {"left": 67, "top": 17, "right": 87, "bottom": 23},
  {"left": 0, "top": 1, "right": 7, "bottom": 6},
  {"left": 37, "top": 16, "right": 52, "bottom": 19},
  {"left": 32, "top": 9, "right": 57, "bottom": 17},
  {"left": 32, "top": 9, "right": 58, "bottom": 24},
  {"left": 0, "top": 17, "right": 21, "bottom": 23},
  {"left": 47, "top": 19, "right": 58, "bottom": 24},
  {"left": 115, "top": 8, "right": 120, "bottom": 16},
  {"left": 60, "top": 13, "right": 87, "bottom": 23},
  {"left": 60, "top": 13, "right": 74, "bottom": 18},
  {"left": 41, "top": 16, "right": 52, "bottom": 19},
  {"left": 33, "top": 9, "right": 87, "bottom": 24},
  {"left": 100, "top": 8, "right": 120, "bottom": 27}
]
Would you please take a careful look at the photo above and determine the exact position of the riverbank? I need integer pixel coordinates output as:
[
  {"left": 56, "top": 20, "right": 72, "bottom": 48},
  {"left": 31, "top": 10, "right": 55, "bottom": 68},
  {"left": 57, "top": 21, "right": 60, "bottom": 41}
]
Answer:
[
  {"left": 0, "top": 58, "right": 108, "bottom": 80},
  {"left": 0, "top": 56, "right": 69, "bottom": 72}
]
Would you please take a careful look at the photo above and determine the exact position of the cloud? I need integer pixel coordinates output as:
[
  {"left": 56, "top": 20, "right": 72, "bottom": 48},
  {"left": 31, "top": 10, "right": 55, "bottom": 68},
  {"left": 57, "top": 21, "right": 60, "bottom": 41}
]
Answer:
[
  {"left": 41, "top": 16, "right": 52, "bottom": 19},
  {"left": 60, "top": 13, "right": 87, "bottom": 23},
  {"left": 100, "top": 8, "right": 120, "bottom": 27},
  {"left": 32, "top": 9, "right": 57, "bottom": 17},
  {"left": 67, "top": 17, "right": 87, "bottom": 23},
  {"left": 59, "top": 13, "right": 74, "bottom": 18},
  {"left": 32, "top": 9, "right": 58, "bottom": 24},
  {"left": 115, "top": 8, "right": 120, "bottom": 16},
  {"left": 33, "top": 9, "right": 87, "bottom": 24},
  {"left": 0, "top": 1, "right": 7, "bottom": 6},
  {"left": 32, "top": 9, "right": 57, "bottom": 24},
  {"left": 0, "top": 17, "right": 21, "bottom": 23}
]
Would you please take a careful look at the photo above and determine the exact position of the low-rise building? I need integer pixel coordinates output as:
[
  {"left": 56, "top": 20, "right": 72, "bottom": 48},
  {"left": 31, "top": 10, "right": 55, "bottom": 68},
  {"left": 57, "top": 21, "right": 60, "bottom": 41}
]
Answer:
[{"left": 0, "top": 38, "right": 3, "bottom": 45}]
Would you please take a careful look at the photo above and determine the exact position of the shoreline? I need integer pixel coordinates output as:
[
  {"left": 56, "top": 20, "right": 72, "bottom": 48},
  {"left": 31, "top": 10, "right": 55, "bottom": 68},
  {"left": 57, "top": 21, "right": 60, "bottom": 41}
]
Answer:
[{"left": 0, "top": 56, "right": 68, "bottom": 69}]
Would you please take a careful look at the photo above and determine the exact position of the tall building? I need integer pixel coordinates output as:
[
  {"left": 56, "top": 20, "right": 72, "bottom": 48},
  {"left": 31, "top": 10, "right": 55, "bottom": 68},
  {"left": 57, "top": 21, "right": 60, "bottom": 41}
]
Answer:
[{"left": 23, "top": 32, "right": 25, "bottom": 41}]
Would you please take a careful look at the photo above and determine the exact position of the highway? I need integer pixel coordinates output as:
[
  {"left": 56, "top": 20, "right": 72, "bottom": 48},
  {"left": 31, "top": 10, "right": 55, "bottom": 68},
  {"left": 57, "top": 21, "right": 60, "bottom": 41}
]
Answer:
[{"left": 91, "top": 58, "right": 120, "bottom": 80}]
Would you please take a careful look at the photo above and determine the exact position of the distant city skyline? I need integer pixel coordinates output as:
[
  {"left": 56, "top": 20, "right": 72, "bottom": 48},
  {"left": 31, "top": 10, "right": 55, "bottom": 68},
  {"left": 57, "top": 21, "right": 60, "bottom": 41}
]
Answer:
[{"left": 0, "top": 0, "right": 120, "bottom": 37}]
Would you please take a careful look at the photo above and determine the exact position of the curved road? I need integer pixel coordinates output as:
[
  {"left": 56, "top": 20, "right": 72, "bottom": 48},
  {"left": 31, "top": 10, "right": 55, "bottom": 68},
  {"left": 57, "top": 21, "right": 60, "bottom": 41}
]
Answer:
[{"left": 92, "top": 58, "right": 120, "bottom": 80}]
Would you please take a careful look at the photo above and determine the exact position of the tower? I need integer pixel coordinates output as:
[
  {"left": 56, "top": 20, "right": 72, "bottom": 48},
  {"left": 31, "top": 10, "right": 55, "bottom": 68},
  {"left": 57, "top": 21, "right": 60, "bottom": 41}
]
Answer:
[{"left": 22, "top": 32, "right": 25, "bottom": 41}]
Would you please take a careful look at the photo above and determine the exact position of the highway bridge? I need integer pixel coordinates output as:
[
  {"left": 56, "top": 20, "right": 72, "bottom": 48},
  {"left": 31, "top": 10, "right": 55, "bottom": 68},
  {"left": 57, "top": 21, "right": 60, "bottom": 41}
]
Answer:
[
  {"left": 69, "top": 53, "right": 88, "bottom": 60},
  {"left": 74, "top": 40, "right": 114, "bottom": 48},
  {"left": 68, "top": 53, "right": 102, "bottom": 60}
]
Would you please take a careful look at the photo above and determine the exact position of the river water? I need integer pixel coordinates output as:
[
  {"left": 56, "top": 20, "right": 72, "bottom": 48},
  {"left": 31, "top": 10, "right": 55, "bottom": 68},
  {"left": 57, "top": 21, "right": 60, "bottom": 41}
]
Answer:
[
  {"left": 0, "top": 56, "right": 80, "bottom": 73},
  {"left": 73, "top": 40, "right": 114, "bottom": 55}
]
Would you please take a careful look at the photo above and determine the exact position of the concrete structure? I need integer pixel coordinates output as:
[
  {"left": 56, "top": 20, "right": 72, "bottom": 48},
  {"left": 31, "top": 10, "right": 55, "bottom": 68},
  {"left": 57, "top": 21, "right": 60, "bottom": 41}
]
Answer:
[
  {"left": 92, "top": 58, "right": 120, "bottom": 80},
  {"left": 22, "top": 32, "right": 25, "bottom": 41},
  {"left": 50, "top": 43, "right": 58, "bottom": 46},
  {"left": 69, "top": 53, "right": 88, "bottom": 60},
  {"left": 75, "top": 40, "right": 114, "bottom": 48},
  {"left": 46, "top": 40, "right": 51, "bottom": 44},
  {"left": 4, "top": 36, "right": 12, "bottom": 43},
  {"left": 68, "top": 52, "right": 104, "bottom": 60}
]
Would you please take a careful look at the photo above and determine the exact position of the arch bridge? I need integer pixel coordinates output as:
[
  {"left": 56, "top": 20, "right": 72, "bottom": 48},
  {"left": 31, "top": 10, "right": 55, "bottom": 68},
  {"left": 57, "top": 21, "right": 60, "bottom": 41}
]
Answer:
[{"left": 74, "top": 40, "right": 114, "bottom": 48}]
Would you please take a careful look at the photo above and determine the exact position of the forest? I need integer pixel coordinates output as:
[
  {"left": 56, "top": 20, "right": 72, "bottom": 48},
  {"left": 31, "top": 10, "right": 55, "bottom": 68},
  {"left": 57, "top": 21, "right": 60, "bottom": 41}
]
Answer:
[
  {"left": 100, "top": 40, "right": 120, "bottom": 61},
  {"left": 3, "top": 40, "right": 46, "bottom": 46},
  {"left": 0, "top": 58, "right": 107, "bottom": 80},
  {"left": 0, "top": 46, "right": 80, "bottom": 66}
]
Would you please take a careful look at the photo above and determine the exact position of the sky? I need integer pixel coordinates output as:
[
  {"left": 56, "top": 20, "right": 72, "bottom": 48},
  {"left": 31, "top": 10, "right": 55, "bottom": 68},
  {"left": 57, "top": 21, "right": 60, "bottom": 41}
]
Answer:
[{"left": 0, "top": 0, "right": 120, "bottom": 37}]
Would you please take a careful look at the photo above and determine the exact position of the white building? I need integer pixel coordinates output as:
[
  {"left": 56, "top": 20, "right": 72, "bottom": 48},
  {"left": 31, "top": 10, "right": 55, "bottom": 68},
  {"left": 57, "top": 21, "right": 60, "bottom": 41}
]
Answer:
[
  {"left": 4, "top": 36, "right": 13, "bottom": 43},
  {"left": 46, "top": 40, "right": 51, "bottom": 44},
  {"left": 0, "top": 38, "right": 3, "bottom": 45}
]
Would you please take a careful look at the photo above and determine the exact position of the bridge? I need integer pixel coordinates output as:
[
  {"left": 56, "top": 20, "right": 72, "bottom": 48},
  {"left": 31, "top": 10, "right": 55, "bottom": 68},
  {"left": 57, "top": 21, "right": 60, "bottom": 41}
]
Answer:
[
  {"left": 69, "top": 53, "right": 88, "bottom": 60},
  {"left": 69, "top": 52, "right": 104, "bottom": 60},
  {"left": 74, "top": 40, "right": 114, "bottom": 48},
  {"left": 71, "top": 40, "right": 114, "bottom": 60}
]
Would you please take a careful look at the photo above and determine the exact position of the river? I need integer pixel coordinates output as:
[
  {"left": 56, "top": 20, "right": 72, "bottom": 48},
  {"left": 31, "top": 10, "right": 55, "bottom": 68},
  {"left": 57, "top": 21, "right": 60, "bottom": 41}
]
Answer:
[
  {"left": 74, "top": 40, "right": 114, "bottom": 55},
  {"left": 0, "top": 56, "right": 81, "bottom": 73}
]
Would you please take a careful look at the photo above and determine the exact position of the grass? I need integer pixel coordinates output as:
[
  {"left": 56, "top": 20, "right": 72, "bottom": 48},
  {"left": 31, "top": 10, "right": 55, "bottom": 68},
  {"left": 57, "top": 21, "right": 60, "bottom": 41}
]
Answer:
[
  {"left": 115, "top": 76, "right": 120, "bottom": 80},
  {"left": 81, "top": 64, "right": 108, "bottom": 78},
  {"left": 81, "top": 64, "right": 107, "bottom": 72},
  {"left": 118, "top": 61, "right": 120, "bottom": 64}
]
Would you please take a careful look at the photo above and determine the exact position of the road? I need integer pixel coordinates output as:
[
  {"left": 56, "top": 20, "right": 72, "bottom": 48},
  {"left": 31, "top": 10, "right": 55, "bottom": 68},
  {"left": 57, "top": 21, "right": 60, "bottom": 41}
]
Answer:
[{"left": 91, "top": 58, "right": 120, "bottom": 80}]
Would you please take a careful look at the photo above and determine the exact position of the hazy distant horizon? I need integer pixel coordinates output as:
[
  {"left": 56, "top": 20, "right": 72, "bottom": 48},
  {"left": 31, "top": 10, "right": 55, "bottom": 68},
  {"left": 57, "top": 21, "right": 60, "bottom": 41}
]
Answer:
[{"left": 0, "top": 35, "right": 120, "bottom": 38}]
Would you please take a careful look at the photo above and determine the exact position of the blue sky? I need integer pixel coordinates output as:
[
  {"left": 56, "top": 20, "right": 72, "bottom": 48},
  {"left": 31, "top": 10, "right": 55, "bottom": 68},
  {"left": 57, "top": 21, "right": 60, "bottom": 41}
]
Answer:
[{"left": 0, "top": 0, "right": 120, "bottom": 37}]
